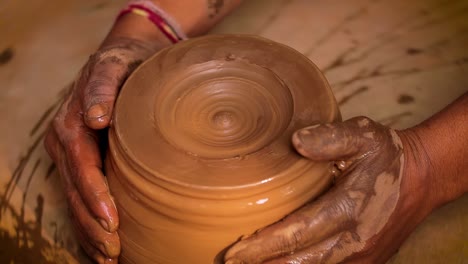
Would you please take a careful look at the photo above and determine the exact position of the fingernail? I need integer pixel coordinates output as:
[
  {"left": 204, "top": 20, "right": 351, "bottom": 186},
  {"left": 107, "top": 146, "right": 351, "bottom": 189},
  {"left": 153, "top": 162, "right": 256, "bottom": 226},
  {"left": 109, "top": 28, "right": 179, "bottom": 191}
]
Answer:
[
  {"left": 292, "top": 130, "right": 305, "bottom": 145},
  {"left": 298, "top": 129, "right": 311, "bottom": 137},
  {"left": 301, "top": 124, "right": 321, "bottom": 134},
  {"left": 99, "top": 240, "right": 120, "bottom": 259},
  {"left": 295, "top": 125, "right": 322, "bottom": 143},
  {"left": 292, "top": 130, "right": 312, "bottom": 156},
  {"left": 292, "top": 132, "right": 302, "bottom": 146},
  {"left": 87, "top": 104, "right": 108, "bottom": 119},
  {"left": 99, "top": 218, "right": 111, "bottom": 232}
]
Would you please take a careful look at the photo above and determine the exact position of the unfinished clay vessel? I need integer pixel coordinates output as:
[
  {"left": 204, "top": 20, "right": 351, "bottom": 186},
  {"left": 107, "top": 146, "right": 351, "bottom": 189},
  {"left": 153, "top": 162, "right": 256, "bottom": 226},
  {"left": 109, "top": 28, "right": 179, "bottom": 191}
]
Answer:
[{"left": 105, "top": 34, "right": 340, "bottom": 264}]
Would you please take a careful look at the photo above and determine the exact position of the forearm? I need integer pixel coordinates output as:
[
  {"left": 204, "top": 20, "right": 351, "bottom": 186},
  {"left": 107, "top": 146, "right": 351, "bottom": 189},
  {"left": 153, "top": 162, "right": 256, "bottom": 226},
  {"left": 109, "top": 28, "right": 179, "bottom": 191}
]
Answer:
[
  {"left": 101, "top": 0, "right": 242, "bottom": 48},
  {"left": 405, "top": 92, "right": 468, "bottom": 210},
  {"left": 151, "top": 0, "right": 243, "bottom": 37}
]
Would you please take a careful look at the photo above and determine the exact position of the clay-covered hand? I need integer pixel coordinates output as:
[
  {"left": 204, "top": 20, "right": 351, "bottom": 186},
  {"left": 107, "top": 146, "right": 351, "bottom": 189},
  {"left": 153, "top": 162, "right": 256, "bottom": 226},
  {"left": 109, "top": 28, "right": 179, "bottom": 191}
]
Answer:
[
  {"left": 44, "top": 38, "right": 158, "bottom": 263},
  {"left": 225, "top": 116, "right": 429, "bottom": 264}
]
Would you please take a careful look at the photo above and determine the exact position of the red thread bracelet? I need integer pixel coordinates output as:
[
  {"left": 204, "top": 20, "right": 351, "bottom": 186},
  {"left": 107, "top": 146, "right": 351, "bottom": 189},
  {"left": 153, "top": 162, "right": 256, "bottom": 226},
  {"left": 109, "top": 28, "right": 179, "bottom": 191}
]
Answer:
[{"left": 117, "top": 3, "right": 186, "bottom": 44}]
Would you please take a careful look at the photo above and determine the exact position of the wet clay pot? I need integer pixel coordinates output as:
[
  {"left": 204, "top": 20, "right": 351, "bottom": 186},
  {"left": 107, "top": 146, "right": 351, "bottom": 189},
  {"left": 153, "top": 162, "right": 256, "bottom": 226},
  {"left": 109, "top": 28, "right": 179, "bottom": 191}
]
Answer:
[{"left": 105, "top": 34, "right": 341, "bottom": 264}]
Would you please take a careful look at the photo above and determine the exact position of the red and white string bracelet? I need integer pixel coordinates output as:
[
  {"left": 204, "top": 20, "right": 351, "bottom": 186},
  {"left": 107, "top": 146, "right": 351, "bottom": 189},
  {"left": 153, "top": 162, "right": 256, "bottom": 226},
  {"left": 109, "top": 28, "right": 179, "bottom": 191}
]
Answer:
[{"left": 117, "top": 0, "right": 188, "bottom": 44}]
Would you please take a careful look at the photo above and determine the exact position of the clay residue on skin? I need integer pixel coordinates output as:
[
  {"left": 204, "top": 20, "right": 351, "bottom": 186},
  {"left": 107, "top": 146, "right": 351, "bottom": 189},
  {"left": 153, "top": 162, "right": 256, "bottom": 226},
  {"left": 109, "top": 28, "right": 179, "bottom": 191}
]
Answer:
[
  {"left": 105, "top": 35, "right": 341, "bottom": 263},
  {"left": 309, "top": 123, "right": 405, "bottom": 263},
  {"left": 0, "top": 47, "right": 14, "bottom": 65},
  {"left": 357, "top": 118, "right": 370, "bottom": 128},
  {"left": 363, "top": 131, "right": 375, "bottom": 139},
  {"left": 224, "top": 117, "right": 406, "bottom": 264}
]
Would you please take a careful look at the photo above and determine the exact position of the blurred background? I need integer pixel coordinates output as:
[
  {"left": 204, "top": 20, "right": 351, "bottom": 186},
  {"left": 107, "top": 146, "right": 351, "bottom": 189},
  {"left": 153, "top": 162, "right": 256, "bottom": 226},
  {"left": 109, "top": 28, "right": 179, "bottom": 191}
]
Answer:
[{"left": 0, "top": 0, "right": 467, "bottom": 263}]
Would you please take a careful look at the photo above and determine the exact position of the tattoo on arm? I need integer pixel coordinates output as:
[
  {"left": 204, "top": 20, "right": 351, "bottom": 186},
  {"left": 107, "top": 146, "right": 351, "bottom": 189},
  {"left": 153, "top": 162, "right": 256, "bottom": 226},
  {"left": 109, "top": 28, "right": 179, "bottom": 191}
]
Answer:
[{"left": 208, "top": 0, "right": 224, "bottom": 18}]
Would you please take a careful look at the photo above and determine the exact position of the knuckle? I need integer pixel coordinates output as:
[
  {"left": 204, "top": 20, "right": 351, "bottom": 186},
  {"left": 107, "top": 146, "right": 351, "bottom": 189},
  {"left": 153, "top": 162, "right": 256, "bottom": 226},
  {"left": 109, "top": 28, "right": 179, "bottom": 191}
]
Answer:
[
  {"left": 327, "top": 199, "right": 354, "bottom": 220},
  {"left": 51, "top": 105, "right": 73, "bottom": 136},
  {"left": 352, "top": 116, "right": 373, "bottom": 128},
  {"left": 99, "top": 54, "right": 125, "bottom": 65},
  {"left": 60, "top": 134, "right": 77, "bottom": 155},
  {"left": 289, "top": 229, "right": 303, "bottom": 252},
  {"left": 43, "top": 129, "right": 57, "bottom": 158},
  {"left": 86, "top": 75, "right": 115, "bottom": 93},
  {"left": 86, "top": 93, "right": 114, "bottom": 108},
  {"left": 357, "top": 116, "right": 372, "bottom": 122},
  {"left": 86, "top": 78, "right": 107, "bottom": 92},
  {"left": 84, "top": 80, "right": 118, "bottom": 107},
  {"left": 51, "top": 116, "right": 63, "bottom": 132},
  {"left": 66, "top": 191, "right": 82, "bottom": 214}
]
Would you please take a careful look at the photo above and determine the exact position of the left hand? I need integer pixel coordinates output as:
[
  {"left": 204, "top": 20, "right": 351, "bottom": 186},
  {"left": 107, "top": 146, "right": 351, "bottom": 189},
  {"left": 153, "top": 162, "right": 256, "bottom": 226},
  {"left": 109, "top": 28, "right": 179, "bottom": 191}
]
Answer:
[
  {"left": 44, "top": 37, "right": 161, "bottom": 263},
  {"left": 224, "top": 116, "right": 431, "bottom": 264}
]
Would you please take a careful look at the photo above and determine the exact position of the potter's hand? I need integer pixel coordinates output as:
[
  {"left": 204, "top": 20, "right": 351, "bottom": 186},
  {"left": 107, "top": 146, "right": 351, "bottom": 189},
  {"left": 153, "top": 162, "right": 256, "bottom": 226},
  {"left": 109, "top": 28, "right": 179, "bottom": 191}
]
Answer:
[
  {"left": 44, "top": 37, "right": 161, "bottom": 263},
  {"left": 225, "top": 116, "right": 430, "bottom": 264}
]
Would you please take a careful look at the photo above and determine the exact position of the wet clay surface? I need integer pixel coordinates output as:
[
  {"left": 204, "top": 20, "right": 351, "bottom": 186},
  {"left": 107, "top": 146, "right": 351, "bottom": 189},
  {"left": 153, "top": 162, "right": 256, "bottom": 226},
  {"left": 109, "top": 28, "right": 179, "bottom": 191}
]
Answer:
[
  {"left": 2, "top": 1, "right": 468, "bottom": 263},
  {"left": 105, "top": 35, "right": 340, "bottom": 263}
]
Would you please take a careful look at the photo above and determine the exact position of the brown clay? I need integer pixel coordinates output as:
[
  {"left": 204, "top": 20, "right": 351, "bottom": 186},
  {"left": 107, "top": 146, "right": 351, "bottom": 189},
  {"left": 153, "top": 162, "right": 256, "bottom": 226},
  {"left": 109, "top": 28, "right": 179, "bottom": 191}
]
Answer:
[{"left": 105, "top": 34, "right": 341, "bottom": 264}]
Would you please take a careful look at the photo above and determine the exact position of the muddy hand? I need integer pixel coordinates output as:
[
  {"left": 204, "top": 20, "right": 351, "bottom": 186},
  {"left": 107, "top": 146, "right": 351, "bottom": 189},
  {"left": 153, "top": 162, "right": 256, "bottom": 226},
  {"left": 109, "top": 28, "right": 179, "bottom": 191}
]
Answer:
[
  {"left": 44, "top": 38, "right": 158, "bottom": 263},
  {"left": 225, "top": 116, "right": 430, "bottom": 264}
]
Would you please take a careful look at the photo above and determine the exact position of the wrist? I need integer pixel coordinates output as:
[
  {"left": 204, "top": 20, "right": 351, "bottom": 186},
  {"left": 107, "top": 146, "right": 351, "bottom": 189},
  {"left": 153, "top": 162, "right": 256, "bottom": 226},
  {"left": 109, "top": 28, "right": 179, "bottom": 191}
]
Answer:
[
  {"left": 150, "top": 0, "right": 243, "bottom": 37},
  {"left": 399, "top": 120, "right": 467, "bottom": 215},
  {"left": 410, "top": 120, "right": 468, "bottom": 204},
  {"left": 101, "top": 12, "right": 172, "bottom": 51},
  {"left": 396, "top": 129, "right": 435, "bottom": 217}
]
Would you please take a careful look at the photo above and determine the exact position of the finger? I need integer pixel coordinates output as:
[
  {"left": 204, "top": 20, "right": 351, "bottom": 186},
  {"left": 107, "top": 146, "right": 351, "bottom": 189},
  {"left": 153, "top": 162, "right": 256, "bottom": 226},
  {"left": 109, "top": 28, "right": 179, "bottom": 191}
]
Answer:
[
  {"left": 82, "top": 54, "right": 130, "bottom": 129},
  {"left": 45, "top": 105, "right": 117, "bottom": 261},
  {"left": 44, "top": 126, "right": 60, "bottom": 161},
  {"left": 53, "top": 92, "right": 119, "bottom": 236},
  {"left": 74, "top": 224, "right": 108, "bottom": 264},
  {"left": 68, "top": 188, "right": 121, "bottom": 258},
  {"left": 58, "top": 86, "right": 119, "bottom": 232},
  {"left": 72, "top": 213, "right": 119, "bottom": 264},
  {"left": 55, "top": 144, "right": 120, "bottom": 258},
  {"left": 225, "top": 190, "right": 353, "bottom": 264},
  {"left": 292, "top": 116, "right": 383, "bottom": 161},
  {"left": 263, "top": 232, "right": 350, "bottom": 264},
  {"left": 62, "top": 125, "right": 119, "bottom": 233}
]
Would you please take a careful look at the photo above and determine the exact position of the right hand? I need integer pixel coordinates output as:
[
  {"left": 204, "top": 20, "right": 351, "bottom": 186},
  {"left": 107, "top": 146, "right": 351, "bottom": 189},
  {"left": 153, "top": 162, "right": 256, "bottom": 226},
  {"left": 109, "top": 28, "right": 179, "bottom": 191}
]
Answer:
[
  {"left": 224, "top": 117, "right": 431, "bottom": 264},
  {"left": 44, "top": 37, "right": 161, "bottom": 263}
]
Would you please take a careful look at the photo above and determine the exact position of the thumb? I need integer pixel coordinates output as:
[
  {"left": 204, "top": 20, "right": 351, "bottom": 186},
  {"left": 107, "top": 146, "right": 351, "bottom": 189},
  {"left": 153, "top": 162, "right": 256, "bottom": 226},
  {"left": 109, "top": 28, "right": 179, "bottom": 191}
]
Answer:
[
  {"left": 292, "top": 116, "right": 383, "bottom": 161},
  {"left": 82, "top": 54, "right": 132, "bottom": 130}
]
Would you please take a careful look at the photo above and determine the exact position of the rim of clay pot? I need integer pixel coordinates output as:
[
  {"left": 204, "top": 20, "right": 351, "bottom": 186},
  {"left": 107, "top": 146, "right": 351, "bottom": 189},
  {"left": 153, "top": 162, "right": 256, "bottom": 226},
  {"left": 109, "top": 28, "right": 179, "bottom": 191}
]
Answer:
[{"left": 111, "top": 34, "right": 340, "bottom": 195}]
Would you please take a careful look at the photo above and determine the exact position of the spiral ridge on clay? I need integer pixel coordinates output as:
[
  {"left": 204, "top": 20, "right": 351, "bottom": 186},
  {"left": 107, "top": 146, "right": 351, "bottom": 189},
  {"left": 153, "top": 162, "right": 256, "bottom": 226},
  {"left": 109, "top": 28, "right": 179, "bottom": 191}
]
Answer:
[
  {"left": 113, "top": 34, "right": 340, "bottom": 189},
  {"left": 155, "top": 60, "right": 293, "bottom": 159},
  {"left": 107, "top": 35, "right": 341, "bottom": 264}
]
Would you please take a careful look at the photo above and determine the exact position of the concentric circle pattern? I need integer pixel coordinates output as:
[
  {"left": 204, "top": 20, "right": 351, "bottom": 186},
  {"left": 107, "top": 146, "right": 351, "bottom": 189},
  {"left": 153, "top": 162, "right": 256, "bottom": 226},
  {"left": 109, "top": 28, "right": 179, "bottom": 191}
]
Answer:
[
  {"left": 113, "top": 34, "right": 341, "bottom": 189},
  {"left": 155, "top": 60, "right": 293, "bottom": 159},
  {"left": 107, "top": 35, "right": 341, "bottom": 264}
]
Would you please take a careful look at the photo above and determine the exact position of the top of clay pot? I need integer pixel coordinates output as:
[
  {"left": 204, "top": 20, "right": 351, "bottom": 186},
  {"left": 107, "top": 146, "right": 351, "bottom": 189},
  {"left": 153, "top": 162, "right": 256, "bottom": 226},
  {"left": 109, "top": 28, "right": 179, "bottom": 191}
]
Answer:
[{"left": 112, "top": 34, "right": 340, "bottom": 192}]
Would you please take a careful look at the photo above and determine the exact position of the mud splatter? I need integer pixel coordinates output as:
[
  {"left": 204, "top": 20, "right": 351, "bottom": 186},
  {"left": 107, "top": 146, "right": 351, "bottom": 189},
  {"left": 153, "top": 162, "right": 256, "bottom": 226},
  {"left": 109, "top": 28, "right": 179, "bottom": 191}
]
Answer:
[
  {"left": 397, "top": 94, "right": 415, "bottom": 104},
  {"left": 406, "top": 48, "right": 423, "bottom": 55},
  {"left": 0, "top": 47, "right": 14, "bottom": 65}
]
